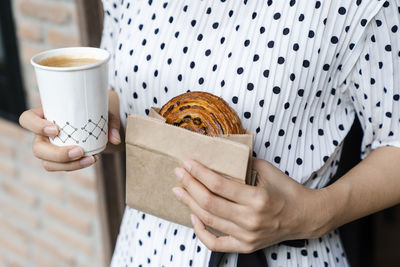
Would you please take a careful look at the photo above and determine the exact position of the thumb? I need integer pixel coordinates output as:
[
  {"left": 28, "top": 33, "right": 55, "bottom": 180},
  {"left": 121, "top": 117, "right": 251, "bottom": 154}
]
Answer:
[{"left": 108, "top": 111, "right": 121, "bottom": 145}]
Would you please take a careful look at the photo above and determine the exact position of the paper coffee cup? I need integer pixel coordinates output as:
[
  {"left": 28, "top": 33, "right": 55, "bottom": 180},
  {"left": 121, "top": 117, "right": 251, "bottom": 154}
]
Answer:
[{"left": 31, "top": 47, "right": 111, "bottom": 156}]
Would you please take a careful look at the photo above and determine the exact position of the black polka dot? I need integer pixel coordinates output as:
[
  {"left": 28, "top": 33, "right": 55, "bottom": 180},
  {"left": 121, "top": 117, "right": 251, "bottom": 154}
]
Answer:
[
  {"left": 361, "top": 19, "right": 368, "bottom": 26},
  {"left": 338, "top": 7, "right": 346, "bottom": 15},
  {"left": 265, "top": 115, "right": 275, "bottom": 124}
]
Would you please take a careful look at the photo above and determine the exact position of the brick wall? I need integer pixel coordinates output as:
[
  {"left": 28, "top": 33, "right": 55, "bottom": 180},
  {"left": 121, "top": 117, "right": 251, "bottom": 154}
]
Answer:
[
  {"left": 0, "top": 0, "right": 107, "bottom": 266},
  {"left": 0, "top": 119, "right": 106, "bottom": 267}
]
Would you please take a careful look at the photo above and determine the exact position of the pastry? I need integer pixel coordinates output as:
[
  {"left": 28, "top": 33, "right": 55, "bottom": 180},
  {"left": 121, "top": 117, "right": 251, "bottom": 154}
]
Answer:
[{"left": 159, "top": 91, "right": 244, "bottom": 136}]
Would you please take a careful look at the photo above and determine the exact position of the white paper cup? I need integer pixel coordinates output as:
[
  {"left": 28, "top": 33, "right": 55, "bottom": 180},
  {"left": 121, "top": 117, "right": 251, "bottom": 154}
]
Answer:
[{"left": 31, "top": 47, "right": 111, "bottom": 156}]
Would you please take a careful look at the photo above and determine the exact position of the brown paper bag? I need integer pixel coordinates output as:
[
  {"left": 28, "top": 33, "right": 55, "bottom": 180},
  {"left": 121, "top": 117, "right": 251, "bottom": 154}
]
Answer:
[{"left": 125, "top": 108, "right": 254, "bottom": 229}]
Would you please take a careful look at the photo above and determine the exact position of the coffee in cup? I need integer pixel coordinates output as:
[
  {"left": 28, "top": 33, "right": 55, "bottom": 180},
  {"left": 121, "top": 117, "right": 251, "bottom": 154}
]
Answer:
[{"left": 38, "top": 56, "right": 101, "bottom": 68}]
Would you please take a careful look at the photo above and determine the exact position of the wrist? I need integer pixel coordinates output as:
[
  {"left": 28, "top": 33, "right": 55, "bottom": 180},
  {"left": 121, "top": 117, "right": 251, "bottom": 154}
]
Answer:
[{"left": 305, "top": 182, "right": 351, "bottom": 238}]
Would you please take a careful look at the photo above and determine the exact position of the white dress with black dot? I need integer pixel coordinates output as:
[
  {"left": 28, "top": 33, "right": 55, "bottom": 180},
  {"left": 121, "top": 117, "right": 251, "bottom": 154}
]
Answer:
[{"left": 101, "top": 0, "right": 400, "bottom": 266}]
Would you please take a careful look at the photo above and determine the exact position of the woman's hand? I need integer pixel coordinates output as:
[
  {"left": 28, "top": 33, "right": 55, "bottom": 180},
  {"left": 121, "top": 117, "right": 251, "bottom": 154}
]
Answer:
[
  {"left": 18, "top": 106, "right": 121, "bottom": 171},
  {"left": 172, "top": 159, "right": 330, "bottom": 253}
]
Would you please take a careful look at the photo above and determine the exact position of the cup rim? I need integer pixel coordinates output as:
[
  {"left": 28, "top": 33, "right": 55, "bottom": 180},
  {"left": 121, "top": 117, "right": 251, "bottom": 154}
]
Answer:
[{"left": 31, "top": 47, "right": 111, "bottom": 72}]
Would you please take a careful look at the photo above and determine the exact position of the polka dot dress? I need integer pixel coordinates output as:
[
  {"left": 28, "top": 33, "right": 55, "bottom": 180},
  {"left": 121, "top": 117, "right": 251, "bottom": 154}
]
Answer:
[{"left": 101, "top": 0, "right": 400, "bottom": 266}]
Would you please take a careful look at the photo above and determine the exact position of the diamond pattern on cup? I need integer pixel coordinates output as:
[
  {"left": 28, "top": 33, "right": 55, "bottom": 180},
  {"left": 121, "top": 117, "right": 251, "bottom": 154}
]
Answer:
[
  {"left": 81, "top": 115, "right": 108, "bottom": 143},
  {"left": 51, "top": 121, "right": 79, "bottom": 144}
]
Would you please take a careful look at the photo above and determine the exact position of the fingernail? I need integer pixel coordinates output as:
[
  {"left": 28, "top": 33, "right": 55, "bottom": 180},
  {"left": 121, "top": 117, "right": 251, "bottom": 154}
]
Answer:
[
  {"left": 183, "top": 160, "right": 193, "bottom": 172},
  {"left": 80, "top": 156, "right": 95, "bottom": 167},
  {"left": 68, "top": 147, "right": 83, "bottom": 159},
  {"left": 174, "top": 168, "right": 185, "bottom": 181},
  {"left": 94, "top": 155, "right": 99, "bottom": 161},
  {"left": 44, "top": 126, "right": 58, "bottom": 136},
  {"left": 111, "top": 128, "right": 121, "bottom": 143},
  {"left": 172, "top": 187, "right": 183, "bottom": 200}
]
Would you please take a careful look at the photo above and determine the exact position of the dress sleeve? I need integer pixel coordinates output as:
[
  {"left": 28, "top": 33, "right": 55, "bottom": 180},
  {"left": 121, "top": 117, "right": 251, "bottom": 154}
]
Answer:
[
  {"left": 100, "top": 0, "right": 121, "bottom": 91},
  {"left": 347, "top": 1, "right": 400, "bottom": 158}
]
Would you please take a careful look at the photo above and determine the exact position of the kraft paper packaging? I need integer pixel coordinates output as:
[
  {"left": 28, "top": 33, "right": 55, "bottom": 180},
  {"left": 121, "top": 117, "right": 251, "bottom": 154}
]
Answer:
[{"left": 125, "top": 108, "right": 254, "bottom": 230}]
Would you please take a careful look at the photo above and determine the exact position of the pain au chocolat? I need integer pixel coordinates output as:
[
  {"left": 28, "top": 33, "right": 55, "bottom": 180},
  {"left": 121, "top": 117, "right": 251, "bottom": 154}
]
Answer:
[{"left": 159, "top": 91, "right": 245, "bottom": 136}]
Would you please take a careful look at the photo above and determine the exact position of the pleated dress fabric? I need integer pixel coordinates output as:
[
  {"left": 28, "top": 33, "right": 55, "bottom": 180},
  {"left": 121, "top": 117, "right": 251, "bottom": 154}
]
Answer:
[{"left": 101, "top": 0, "right": 400, "bottom": 266}]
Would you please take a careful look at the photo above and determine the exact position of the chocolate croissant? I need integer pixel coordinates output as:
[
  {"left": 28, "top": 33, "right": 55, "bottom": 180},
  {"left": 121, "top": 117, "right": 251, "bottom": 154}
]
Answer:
[{"left": 159, "top": 91, "right": 244, "bottom": 136}]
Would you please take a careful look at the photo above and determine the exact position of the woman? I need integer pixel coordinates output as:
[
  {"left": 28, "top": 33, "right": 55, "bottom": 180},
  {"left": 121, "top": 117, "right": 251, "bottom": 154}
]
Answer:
[{"left": 20, "top": 0, "right": 400, "bottom": 266}]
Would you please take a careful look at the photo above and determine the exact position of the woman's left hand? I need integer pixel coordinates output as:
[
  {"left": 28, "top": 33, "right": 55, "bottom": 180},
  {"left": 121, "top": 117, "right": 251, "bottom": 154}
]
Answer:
[{"left": 172, "top": 158, "right": 330, "bottom": 253}]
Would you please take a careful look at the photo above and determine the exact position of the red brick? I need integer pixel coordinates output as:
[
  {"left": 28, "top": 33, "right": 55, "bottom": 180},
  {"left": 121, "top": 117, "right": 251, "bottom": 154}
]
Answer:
[
  {"left": 0, "top": 235, "right": 29, "bottom": 259},
  {"left": 0, "top": 138, "right": 14, "bottom": 157},
  {"left": 28, "top": 87, "right": 42, "bottom": 108},
  {"left": 43, "top": 200, "right": 91, "bottom": 234},
  {"left": 19, "top": 0, "right": 71, "bottom": 24},
  {"left": 0, "top": 219, "right": 29, "bottom": 243},
  {"left": 18, "top": 149, "right": 43, "bottom": 169},
  {"left": 0, "top": 158, "right": 16, "bottom": 177},
  {"left": 67, "top": 190, "right": 99, "bottom": 216},
  {"left": 0, "top": 253, "right": 4, "bottom": 263},
  {"left": 20, "top": 42, "right": 46, "bottom": 65},
  {"left": 3, "top": 181, "right": 38, "bottom": 206},
  {"left": 31, "top": 254, "right": 59, "bottom": 267},
  {"left": 18, "top": 22, "right": 42, "bottom": 42},
  {"left": 7, "top": 261, "right": 26, "bottom": 267},
  {"left": 66, "top": 170, "right": 97, "bottom": 192},
  {"left": 20, "top": 169, "right": 64, "bottom": 200},
  {"left": 0, "top": 118, "right": 28, "bottom": 140},
  {"left": 0, "top": 198, "right": 40, "bottom": 228},
  {"left": 31, "top": 235, "right": 76, "bottom": 266},
  {"left": 44, "top": 221, "right": 94, "bottom": 256},
  {"left": 46, "top": 28, "right": 80, "bottom": 46}
]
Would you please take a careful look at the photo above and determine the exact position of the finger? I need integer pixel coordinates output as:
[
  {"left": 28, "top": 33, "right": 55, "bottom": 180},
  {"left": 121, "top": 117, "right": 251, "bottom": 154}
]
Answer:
[
  {"left": 174, "top": 167, "right": 245, "bottom": 222},
  {"left": 183, "top": 160, "right": 256, "bottom": 205},
  {"left": 41, "top": 155, "right": 97, "bottom": 171},
  {"left": 19, "top": 107, "right": 59, "bottom": 137},
  {"left": 33, "top": 135, "right": 84, "bottom": 162},
  {"left": 172, "top": 187, "right": 243, "bottom": 236},
  {"left": 108, "top": 111, "right": 121, "bottom": 145},
  {"left": 190, "top": 214, "right": 249, "bottom": 253}
]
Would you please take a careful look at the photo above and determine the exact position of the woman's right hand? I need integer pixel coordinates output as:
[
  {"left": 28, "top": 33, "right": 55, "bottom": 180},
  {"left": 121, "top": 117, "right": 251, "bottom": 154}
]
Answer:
[{"left": 19, "top": 107, "right": 121, "bottom": 171}]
